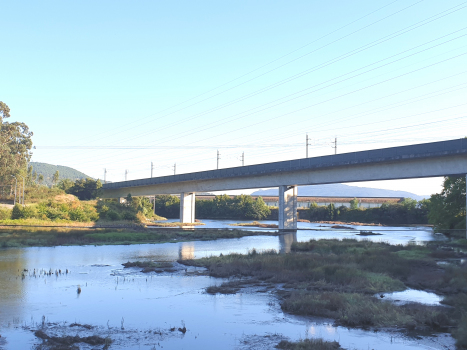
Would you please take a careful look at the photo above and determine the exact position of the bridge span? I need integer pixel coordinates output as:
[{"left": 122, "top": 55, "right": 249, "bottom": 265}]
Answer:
[{"left": 102, "top": 138, "right": 467, "bottom": 231}]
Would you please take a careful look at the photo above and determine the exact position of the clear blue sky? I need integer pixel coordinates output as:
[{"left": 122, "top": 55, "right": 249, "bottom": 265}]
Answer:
[{"left": 2, "top": 0, "right": 467, "bottom": 195}]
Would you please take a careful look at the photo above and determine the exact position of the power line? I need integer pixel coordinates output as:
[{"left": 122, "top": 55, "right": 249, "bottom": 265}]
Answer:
[{"left": 47, "top": 1, "right": 460, "bottom": 166}]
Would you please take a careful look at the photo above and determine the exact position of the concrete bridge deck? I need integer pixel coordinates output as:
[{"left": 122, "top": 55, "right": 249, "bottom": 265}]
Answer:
[{"left": 102, "top": 138, "right": 467, "bottom": 232}]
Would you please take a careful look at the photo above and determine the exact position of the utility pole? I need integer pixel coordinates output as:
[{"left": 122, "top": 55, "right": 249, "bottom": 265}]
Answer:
[
  {"left": 334, "top": 137, "right": 337, "bottom": 155},
  {"left": 306, "top": 133, "right": 310, "bottom": 158},
  {"left": 173, "top": 163, "right": 176, "bottom": 175},
  {"left": 125, "top": 169, "right": 128, "bottom": 181},
  {"left": 151, "top": 162, "right": 154, "bottom": 178},
  {"left": 104, "top": 168, "right": 107, "bottom": 184},
  {"left": 217, "top": 150, "right": 220, "bottom": 170},
  {"left": 241, "top": 152, "right": 244, "bottom": 166}
]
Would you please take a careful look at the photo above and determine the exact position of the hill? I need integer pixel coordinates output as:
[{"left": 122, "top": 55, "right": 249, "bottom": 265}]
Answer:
[
  {"left": 30, "top": 162, "right": 93, "bottom": 186},
  {"left": 252, "top": 183, "right": 428, "bottom": 201}
]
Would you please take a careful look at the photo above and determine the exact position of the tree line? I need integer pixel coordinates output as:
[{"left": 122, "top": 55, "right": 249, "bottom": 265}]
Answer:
[
  {"left": 154, "top": 194, "right": 271, "bottom": 220},
  {"left": 301, "top": 198, "right": 430, "bottom": 225}
]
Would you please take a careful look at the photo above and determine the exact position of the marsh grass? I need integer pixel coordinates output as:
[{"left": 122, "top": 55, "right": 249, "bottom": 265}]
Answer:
[
  {"left": 181, "top": 242, "right": 410, "bottom": 293},
  {"left": 0, "top": 227, "right": 277, "bottom": 247},
  {"left": 122, "top": 261, "right": 173, "bottom": 269},
  {"left": 276, "top": 338, "right": 344, "bottom": 350},
  {"left": 281, "top": 292, "right": 452, "bottom": 329},
  {"left": 180, "top": 238, "right": 467, "bottom": 342}
]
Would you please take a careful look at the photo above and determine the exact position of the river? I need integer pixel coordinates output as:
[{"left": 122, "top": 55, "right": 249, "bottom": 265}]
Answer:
[{"left": 0, "top": 220, "right": 455, "bottom": 349}]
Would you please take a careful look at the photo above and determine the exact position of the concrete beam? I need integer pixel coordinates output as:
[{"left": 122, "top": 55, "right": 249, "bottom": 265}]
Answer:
[
  {"left": 279, "top": 185, "right": 297, "bottom": 231},
  {"left": 180, "top": 192, "right": 196, "bottom": 223},
  {"left": 102, "top": 155, "right": 467, "bottom": 198}
]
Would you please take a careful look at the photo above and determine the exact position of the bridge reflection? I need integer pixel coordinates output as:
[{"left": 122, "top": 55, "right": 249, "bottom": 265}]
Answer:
[
  {"left": 279, "top": 232, "right": 297, "bottom": 254},
  {"left": 179, "top": 242, "right": 195, "bottom": 260},
  {"left": 177, "top": 233, "right": 297, "bottom": 260}
]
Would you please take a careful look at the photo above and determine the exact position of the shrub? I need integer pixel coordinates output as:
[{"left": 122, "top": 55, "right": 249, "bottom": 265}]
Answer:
[
  {"left": 123, "top": 211, "right": 136, "bottom": 221},
  {"left": 11, "top": 204, "right": 24, "bottom": 219},
  {"left": 106, "top": 210, "right": 121, "bottom": 221},
  {"left": 69, "top": 208, "right": 88, "bottom": 222},
  {"left": 22, "top": 205, "right": 38, "bottom": 219}
]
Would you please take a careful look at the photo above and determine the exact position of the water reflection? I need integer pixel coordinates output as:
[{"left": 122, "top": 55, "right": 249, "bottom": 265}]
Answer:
[
  {"left": 179, "top": 242, "right": 195, "bottom": 260},
  {"left": 279, "top": 232, "right": 297, "bottom": 253},
  {"left": 0, "top": 249, "right": 26, "bottom": 322},
  {"left": 0, "top": 225, "right": 454, "bottom": 350}
]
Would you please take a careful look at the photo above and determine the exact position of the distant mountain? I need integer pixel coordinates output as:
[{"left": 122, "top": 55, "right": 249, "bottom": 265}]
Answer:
[
  {"left": 252, "top": 184, "right": 429, "bottom": 201},
  {"left": 30, "top": 162, "right": 93, "bottom": 186}
]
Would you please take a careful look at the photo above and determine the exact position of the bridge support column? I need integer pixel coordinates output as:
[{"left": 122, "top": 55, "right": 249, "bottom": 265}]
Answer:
[
  {"left": 180, "top": 192, "right": 196, "bottom": 223},
  {"left": 279, "top": 185, "right": 297, "bottom": 231}
]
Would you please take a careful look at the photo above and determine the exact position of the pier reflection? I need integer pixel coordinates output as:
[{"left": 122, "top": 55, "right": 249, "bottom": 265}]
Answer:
[
  {"left": 179, "top": 242, "right": 195, "bottom": 260},
  {"left": 279, "top": 232, "right": 297, "bottom": 254}
]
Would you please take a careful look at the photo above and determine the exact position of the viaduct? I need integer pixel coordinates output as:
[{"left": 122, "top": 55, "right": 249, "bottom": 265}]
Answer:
[{"left": 101, "top": 138, "right": 467, "bottom": 233}]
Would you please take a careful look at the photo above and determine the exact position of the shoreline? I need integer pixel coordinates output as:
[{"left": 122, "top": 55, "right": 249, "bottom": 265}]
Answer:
[{"left": 0, "top": 227, "right": 280, "bottom": 248}]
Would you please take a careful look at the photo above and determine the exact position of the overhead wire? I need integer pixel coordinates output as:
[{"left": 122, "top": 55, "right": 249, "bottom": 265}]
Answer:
[
  {"left": 48, "top": 0, "right": 439, "bottom": 164},
  {"left": 36, "top": 1, "right": 467, "bottom": 179},
  {"left": 48, "top": 15, "right": 467, "bottom": 168}
]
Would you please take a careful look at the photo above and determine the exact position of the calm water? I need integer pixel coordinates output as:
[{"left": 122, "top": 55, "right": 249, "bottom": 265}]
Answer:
[{"left": 0, "top": 221, "right": 454, "bottom": 349}]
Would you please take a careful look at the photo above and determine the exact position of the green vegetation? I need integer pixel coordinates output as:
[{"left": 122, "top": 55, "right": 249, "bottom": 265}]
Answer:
[
  {"left": 179, "top": 238, "right": 467, "bottom": 344},
  {"left": 276, "top": 338, "right": 344, "bottom": 350},
  {"left": 1, "top": 188, "right": 162, "bottom": 227},
  {"left": 282, "top": 292, "right": 450, "bottom": 329},
  {"left": 428, "top": 176, "right": 466, "bottom": 237},
  {"left": 0, "top": 227, "right": 277, "bottom": 248},
  {"left": 155, "top": 194, "right": 270, "bottom": 220},
  {"left": 58, "top": 178, "right": 102, "bottom": 200},
  {"left": 302, "top": 198, "right": 429, "bottom": 225},
  {"left": 4, "top": 196, "right": 98, "bottom": 222},
  {"left": 29, "top": 161, "right": 92, "bottom": 187}
]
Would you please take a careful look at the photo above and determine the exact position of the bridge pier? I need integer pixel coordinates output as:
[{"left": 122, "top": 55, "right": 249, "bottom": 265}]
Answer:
[
  {"left": 279, "top": 185, "right": 297, "bottom": 231},
  {"left": 180, "top": 192, "right": 196, "bottom": 223}
]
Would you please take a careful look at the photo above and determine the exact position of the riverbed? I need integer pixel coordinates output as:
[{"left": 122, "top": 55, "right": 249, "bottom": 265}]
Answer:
[{"left": 0, "top": 221, "right": 455, "bottom": 349}]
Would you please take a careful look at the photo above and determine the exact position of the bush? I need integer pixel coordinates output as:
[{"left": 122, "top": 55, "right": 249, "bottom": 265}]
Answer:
[
  {"left": 69, "top": 208, "right": 88, "bottom": 222},
  {"left": 106, "top": 210, "right": 121, "bottom": 221},
  {"left": 11, "top": 204, "right": 24, "bottom": 219},
  {"left": 22, "top": 205, "right": 37, "bottom": 218}
]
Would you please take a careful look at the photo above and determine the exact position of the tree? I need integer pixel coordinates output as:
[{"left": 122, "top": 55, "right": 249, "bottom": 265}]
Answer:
[
  {"left": 0, "top": 102, "right": 33, "bottom": 186},
  {"left": 350, "top": 198, "right": 359, "bottom": 210},
  {"left": 250, "top": 196, "right": 270, "bottom": 220},
  {"left": 428, "top": 176, "right": 466, "bottom": 235},
  {"left": 65, "top": 178, "right": 102, "bottom": 200},
  {"left": 57, "top": 178, "right": 75, "bottom": 192},
  {"left": 38, "top": 174, "right": 44, "bottom": 184},
  {"left": 52, "top": 171, "right": 59, "bottom": 186}
]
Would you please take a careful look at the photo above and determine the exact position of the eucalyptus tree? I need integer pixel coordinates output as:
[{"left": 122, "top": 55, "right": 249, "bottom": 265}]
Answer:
[{"left": 0, "top": 102, "right": 33, "bottom": 186}]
